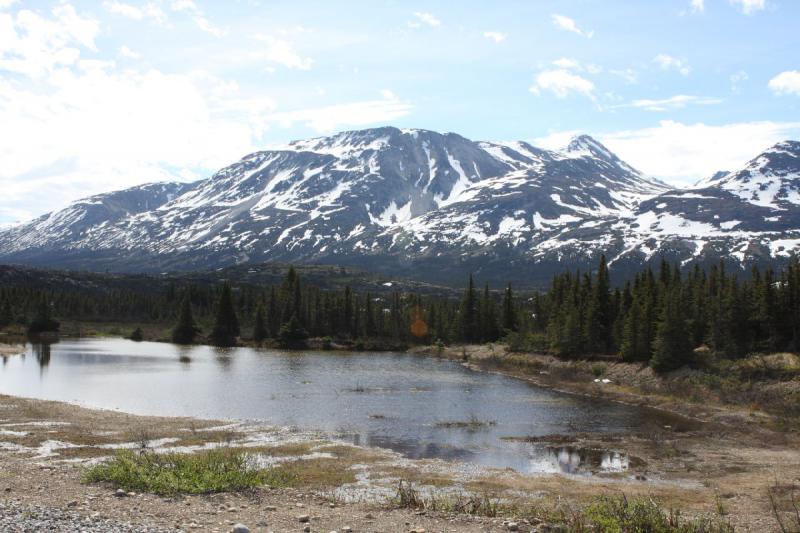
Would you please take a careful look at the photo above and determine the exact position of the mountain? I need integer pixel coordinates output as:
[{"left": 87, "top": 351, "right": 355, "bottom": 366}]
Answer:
[{"left": 0, "top": 127, "right": 798, "bottom": 286}]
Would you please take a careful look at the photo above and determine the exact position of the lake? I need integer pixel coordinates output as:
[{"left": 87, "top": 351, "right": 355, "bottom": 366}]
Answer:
[{"left": 0, "top": 338, "right": 681, "bottom": 474}]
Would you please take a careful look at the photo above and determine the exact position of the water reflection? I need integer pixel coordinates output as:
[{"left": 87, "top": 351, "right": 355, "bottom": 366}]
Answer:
[
  {"left": 0, "top": 338, "right": 690, "bottom": 473},
  {"left": 528, "top": 446, "right": 633, "bottom": 475}
]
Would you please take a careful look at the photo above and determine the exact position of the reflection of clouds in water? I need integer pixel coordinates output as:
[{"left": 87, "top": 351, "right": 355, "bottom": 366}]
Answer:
[{"left": 527, "top": 446, "right": 630, "bottom": 475}]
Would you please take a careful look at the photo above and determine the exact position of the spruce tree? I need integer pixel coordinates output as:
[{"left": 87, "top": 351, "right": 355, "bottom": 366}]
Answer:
[
  {"left": 210, "top": 283, "right": 240, "bottom": 347},
  {"left": 172, "top": 294, "right": 199, "bottom": 344},
  {"left": 458, "top": 274, "right": 479, "bottom": 343},
  {"left": 277, "top": 313, "right": 309, "bottom": 347},
  {"left": 501, "top": 283, "right": 517, "bottom": 333},
  {"left": 584, "top": 255, "right": 611, "bottom": 353},
  {"left": 0, "top": 298, "right": 12, "bottom": 328},
  {"left": 27, "top": 296, "right": 60, "bottom": 335},
  {"left": 651, "top": 286, "right": 693, "bottom": 372},
  {"left": 252, "top": 304, "right": 268, "bottom": 343}
]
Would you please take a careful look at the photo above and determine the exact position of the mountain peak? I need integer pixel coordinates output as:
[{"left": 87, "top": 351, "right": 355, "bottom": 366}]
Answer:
[{"left": 565, "top": 134, "right": 613, "bottom": 158}]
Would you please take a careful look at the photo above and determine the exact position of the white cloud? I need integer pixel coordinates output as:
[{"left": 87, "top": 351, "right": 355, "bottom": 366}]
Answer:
[
  {"left": 552, "top": 57, "right": 580, "bottom": 70},
  {"left": 730, "top": 70, "right": 748, "bottom": 93},
  {"left": 768, "top": 71, "right": 800, "bottom": 96},
  {"left": 168, "top": 0, "right": 224, "bottom": 36},
  {"left": 252, "top": 34, "right": 312, "bottom": 70},
  {"left": 483, "top": 31, "right": 506, "bottom": 43},
  {"left": 0, "top": 4, "right": 100, "bottom": 78},
  {"left": 536, "top": 120, "right": 800, "bottom": 186},
  {"left": 653, "top": 54, "right": 690, "bottom": 76},
  {"left": 530, "top": 69, "right": 595, "bottom": 100},
  {"left": 551, "top": 14, "right": 593, "bottom": 38},
  {"left": 118, "top": 45, "right": 140, "bottom": 59},
  {"left": 409, "top": 12, "right": 440, "bottom": 29},
  {"left": 690, "top": 0, "right": 705, "bottom": 13},
  {"left": 610, "top": 68, "right": 638, "bottom": 84},
  {"left": 0, "top": 4, "right": 272, "bottom": 222},
  {"left": 266, "top": 92, "right": 413, "bottom": 133},
  {"left": 620, "top": 94, "right": 722, "bottom": 112},
  {"left": 730, "top": 0, "right": 766, "bottom": 14},
  {"left": 103, "top": 1, "right": 166, "bottom": 23},
  {"left": 0, "top": 0, "right": 19, "bottom": 9}
]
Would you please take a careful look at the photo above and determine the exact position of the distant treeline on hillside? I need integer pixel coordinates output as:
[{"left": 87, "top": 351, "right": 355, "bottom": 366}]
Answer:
[{"left": 1, "top": 258, "right": 799, "bottom": 372}]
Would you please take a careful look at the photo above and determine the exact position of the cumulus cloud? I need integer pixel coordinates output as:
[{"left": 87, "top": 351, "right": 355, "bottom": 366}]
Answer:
[
  {"left": 0, "top": 4, "right": 100, "bottom": 78},
  {"left": 536, "top": 120, "right": 800, "bottom": 186},
  {"left": 483, "top": 31, "right": 506, "bottom": 43},
  {"left": 551, "top": 14, "right": 593, "bottom": 38},
  {"left": 409, "top": 12, "right": 440, "bottom": 29},
  {"left": 653, "top": 54, "right": 690, "bottom": 76},
  {"left": 730, "top": 0, "right": 766, "bottom": 14},
  {"left": 266, "top": 91, "right": 413, "bottom": 133},
  {"left": 768, "top": 71, "right": 800, "bottom": 96},
  {"left": 252, "top": 34, "right": 313, "bottom": 70},
  {"left": 530, "top": 69, "right": 595, "bottom": 100}
]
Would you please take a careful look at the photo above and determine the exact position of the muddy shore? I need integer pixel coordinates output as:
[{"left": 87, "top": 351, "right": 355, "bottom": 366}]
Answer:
[{"left": 1, "top": 343, "right": 799, "bottom": 531}]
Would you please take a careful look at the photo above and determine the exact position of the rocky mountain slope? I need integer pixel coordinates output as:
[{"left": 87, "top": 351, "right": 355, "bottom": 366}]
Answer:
[{"left": 0, "top": 128, "right": 797, "bottom": 286}]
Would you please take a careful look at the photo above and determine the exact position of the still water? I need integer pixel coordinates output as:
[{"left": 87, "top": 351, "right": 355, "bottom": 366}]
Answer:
[{"left": 0, "top": 338, "right": 680, "bottom": 474}]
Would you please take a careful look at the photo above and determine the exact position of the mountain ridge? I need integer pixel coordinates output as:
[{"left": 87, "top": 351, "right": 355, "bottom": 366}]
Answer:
[{"left": 0, "top": 127, "right": 798, "bottom": 286}]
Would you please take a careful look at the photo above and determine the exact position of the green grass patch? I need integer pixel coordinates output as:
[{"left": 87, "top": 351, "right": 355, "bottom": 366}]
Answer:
[{"left": 83, "top": 449, "right": 273, "bottom": 495}]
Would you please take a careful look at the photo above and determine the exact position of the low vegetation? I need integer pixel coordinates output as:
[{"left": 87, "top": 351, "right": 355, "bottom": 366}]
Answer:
[
  {"left": 393, "top": 481, "right": 734, "bottom": 532},
  {"left": 83, "top": 449, "right": 270, "bottom": 496}
]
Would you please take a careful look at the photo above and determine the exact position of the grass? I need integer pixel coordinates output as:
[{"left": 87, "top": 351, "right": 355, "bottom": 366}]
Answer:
[
  {"left": 83, "top": 449, "right": 272, "bottom": 495},
  {"left": 392, "top": 482, "right": 734, "bottom": 532}
]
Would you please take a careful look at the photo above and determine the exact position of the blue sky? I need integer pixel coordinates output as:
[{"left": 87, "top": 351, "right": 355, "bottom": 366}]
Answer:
[{"left": 1, "top": 0, "right": 799, "bottom": 223}]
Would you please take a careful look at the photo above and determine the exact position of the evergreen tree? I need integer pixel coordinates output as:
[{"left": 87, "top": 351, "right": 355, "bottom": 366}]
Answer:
[
  {"left": 27, "top": 296, "right": 60, "bottom": 335},
  {"left": 651, "top": 286, "right": 693, "bottom": 372},
  {"left": 501, "top": 283, "right": 517, "bottom": 333},
  {"left": 0, "top": 297, "right": 12, "bottom": 328},
  {"left": 277, "top": 313, "right": 309, "bottom": 348},
  {"left": 458, "top": 274, "right": 479, "bottom": 342},
  {"left": 172, "top": 294, "right": 199, "bottom": 344},
  {"left": 584, "top": 255, "right": 611, "bottom": 353},
  {"left": 210, "top": 283, "right": 240, "bottom": 346},
  {"left": 252, "top": 304, "right": 268, "bottom": 343}
]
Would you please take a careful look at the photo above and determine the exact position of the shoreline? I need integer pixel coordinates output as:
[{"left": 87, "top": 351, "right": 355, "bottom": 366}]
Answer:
[{"left": 2, "top": 338, "right": 799, "bottom": 530}]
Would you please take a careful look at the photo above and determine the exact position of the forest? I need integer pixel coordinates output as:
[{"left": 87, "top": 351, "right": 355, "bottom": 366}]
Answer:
[{"left": 1, "top": 257, "right": 800, "bottom": 372}]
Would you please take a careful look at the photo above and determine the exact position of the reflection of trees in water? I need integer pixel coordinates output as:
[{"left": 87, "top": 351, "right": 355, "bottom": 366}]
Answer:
[
  {"left": 213, "top": 347, "right": 234, "bottom": 371},
  {"left": 32, "top": 342, "right": 55, "bottom": 369}
]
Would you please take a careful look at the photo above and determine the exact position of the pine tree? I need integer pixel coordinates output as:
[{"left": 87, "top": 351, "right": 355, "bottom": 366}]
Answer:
[
  {"left": 210, "top": 283, "right": 240, "bottom": 346},
  {"left": 501, "top": 283, "right": 517, "bottom": 333},
  {"left": 458, "top": 274, "right": 479, "bottom": 343},
  {"left": 252, "top": 304, "right": 268, "bottom": 343},
  {"left": 172, "top": 294, "right": 199, "bottom": 344},
  {"left": 277, "top": 313, "right": 309, "bottom": 347},
  {"left": 584, "top": 255, "right": 611, "bottom": 353},
  {"left": 651, "top": 285, "right": 693, "bottom": 372},
  {"left": 0, "top": 297, "right": 12, "bottom": 328},
  {"left": 28, "top": 296, "right": 60, "bottom": 335}
]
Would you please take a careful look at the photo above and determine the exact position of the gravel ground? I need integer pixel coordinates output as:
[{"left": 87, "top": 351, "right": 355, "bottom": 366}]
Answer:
[{"left": 0, "top": 500, "right": 181, "bottom": 533}]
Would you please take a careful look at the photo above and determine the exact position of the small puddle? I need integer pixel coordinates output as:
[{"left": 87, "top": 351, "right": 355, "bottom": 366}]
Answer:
[{"left": 526, "top": 446, "right": 643, "bottom": 476}]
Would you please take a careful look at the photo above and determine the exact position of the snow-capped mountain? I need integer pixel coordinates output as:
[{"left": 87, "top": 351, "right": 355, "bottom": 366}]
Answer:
[{"left": 0, "top": 127, "right": 798, "bottom": 286}]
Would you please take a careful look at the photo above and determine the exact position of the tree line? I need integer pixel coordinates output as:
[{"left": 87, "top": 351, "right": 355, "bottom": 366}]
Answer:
[{"left": 2, "top": 259, "right": 800, "bottom": 372}]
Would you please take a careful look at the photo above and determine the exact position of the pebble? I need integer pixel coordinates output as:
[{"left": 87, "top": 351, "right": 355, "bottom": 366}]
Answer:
[
  {"left": 231, "top": 524, "right": 250, "bottom": 533},
  {"left": 0, "top": 501, "right": 181, "bottom": 532},
  {"left": 507, "top": 522, "right": 519, "bottom": 531},
  {"left": 114, "top": 489, "right": 127, "bottom": 498},
  {"left": 298, "top": 514, "right": 311, "bottom": 523}
]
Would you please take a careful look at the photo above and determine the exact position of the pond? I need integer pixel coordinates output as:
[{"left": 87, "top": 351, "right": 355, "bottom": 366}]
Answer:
[{"left": 0, "top": 338, "right": 684, "bottom": 474}]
